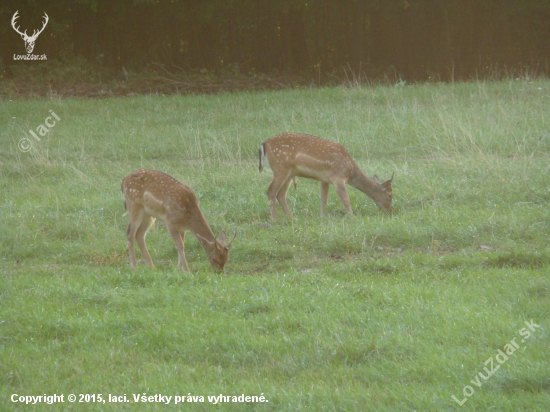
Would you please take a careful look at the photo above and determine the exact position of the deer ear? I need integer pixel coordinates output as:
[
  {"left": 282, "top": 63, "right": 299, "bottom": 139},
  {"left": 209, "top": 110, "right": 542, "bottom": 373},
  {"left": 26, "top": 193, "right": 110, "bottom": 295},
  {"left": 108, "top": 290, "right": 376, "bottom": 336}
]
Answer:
[
  {"left": 227, "top": 232, "right": 237, "bottom": 248},
  {"left": 383, "top": 172, "right": 395, "bottom": 187},
  {"left": 218, "top": 230, "right": 227, "bottom": 243},
  {"left": 196, "top": 232, "right": 214, "bottom": 246},
  {"left": 373, "top": 175, "right": 379, "bottom": 183}
]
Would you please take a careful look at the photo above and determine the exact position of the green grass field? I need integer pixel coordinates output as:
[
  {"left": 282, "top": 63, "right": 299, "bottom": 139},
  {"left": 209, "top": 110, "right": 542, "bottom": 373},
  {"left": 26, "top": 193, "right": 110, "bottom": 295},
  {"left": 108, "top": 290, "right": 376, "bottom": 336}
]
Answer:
[{"left": 1, "top": 80, "right": 549, "bottom": 411}]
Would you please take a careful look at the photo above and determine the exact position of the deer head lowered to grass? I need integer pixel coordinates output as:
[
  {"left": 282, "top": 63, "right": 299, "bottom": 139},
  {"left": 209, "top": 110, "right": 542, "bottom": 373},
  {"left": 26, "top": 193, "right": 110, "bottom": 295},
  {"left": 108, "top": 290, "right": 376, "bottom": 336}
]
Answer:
[
  {"left": 259, "top": 132, "right": 394, "bottom": 221},
  {"left": 11, "top": 11, "right": 49, "bottom": 54},
  {"left": 121, "top": 169, "right": 235, "bottom": 272}
]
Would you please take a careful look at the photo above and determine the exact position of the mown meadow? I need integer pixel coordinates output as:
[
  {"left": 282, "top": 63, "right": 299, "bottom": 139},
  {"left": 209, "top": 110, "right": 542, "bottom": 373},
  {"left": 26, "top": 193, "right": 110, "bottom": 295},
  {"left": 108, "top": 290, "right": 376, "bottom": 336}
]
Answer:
[{"left": 1, "top": 80, "right": 549, "bottom": 410}]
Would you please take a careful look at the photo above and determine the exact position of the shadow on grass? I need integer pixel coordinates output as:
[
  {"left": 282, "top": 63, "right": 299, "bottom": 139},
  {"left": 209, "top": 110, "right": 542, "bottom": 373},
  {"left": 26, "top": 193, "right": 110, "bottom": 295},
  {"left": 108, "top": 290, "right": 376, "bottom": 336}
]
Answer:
[{"left": 484, "top": 250, "right": 550, "bottom": 269}]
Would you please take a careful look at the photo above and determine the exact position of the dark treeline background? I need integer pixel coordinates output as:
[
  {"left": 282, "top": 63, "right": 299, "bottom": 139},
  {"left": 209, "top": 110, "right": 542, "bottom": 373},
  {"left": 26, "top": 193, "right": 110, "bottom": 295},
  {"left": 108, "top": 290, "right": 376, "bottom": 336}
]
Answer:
[{"left": 1, "top": 0, "right": 550, "bottom": 84}]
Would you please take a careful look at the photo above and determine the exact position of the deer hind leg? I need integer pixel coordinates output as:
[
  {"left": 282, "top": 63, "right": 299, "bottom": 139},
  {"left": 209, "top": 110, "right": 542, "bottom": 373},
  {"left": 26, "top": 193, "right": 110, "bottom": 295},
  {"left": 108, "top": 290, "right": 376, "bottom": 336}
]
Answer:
[
  {"left": 135, "top": 215, "right": 156, "bottom": 268},
  {"left": 267, "top": 172, "right": 292, "bottom": 221},
  {"left": 333, "top": 180, "right": 353, "bottom": 215},
  {"left": 167, "top": 225, "right": 189, "bottom": 271},
  {"left": 276, "top": 176, "right": 294, "bottom": 217},
  {"left": 126, "top": 206, "right": 147, "bottom": 268}
]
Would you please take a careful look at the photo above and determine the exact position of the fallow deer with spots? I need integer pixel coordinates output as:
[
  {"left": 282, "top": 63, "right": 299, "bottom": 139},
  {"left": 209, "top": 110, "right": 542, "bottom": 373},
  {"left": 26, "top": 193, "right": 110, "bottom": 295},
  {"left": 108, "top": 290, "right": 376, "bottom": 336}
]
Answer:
[
  {"left": 259, "top": 133, "right": 394, "bottom": 221},
  {"left": 122, "top": 169, "right": 235, "bottom": 272}
]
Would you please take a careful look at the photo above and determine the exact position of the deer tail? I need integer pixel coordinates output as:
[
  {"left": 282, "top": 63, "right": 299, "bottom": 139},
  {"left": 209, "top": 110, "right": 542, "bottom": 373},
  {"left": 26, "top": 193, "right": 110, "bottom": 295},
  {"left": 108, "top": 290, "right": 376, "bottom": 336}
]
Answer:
[
  {"left": 121, "top": 179, "right": 128, "bottom": 216},
  {"left": 259, "top": 143, "right": 265, "bottom": 172}
]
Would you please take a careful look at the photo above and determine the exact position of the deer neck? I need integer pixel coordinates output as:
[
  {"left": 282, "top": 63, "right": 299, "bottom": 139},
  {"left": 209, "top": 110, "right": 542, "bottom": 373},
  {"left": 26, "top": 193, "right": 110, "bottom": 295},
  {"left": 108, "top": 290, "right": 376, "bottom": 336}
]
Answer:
[
  {"left": 188, "top": 210, "right": 217, "bottom": 253},
  {"left": 348, "top": 163, "right": 383, "bottom": 200}
]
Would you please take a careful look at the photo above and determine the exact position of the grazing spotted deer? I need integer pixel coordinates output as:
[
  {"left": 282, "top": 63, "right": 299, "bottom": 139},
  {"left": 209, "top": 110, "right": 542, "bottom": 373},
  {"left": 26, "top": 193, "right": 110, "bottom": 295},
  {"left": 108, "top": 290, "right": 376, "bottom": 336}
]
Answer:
[
  {"left": 121, "top": 169, "right": 235, "bottom": 272},
  {"left": 259, "top": 133, "right": 394, "bottom": 221}
]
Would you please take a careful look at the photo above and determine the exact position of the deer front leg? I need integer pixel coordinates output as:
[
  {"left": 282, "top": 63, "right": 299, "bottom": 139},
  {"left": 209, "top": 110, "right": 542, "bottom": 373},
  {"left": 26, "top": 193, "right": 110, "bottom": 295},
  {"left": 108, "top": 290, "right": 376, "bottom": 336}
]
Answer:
[
  {"left": 333, "top": 180, "right": 353, "bottom": 215},
  {"left": 320, "top": 182, "right": 330, "bottom": 216},
  {"left": 168, "top": 226, "right": 189, "bottom": 271}
]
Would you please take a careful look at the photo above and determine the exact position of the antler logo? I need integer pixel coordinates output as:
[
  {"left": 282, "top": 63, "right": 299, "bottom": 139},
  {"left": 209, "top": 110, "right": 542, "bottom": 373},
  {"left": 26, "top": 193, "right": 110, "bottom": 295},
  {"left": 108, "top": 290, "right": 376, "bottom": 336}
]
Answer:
[{"left": 11, "top": 11, "right": 49, "bottom": 54}]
